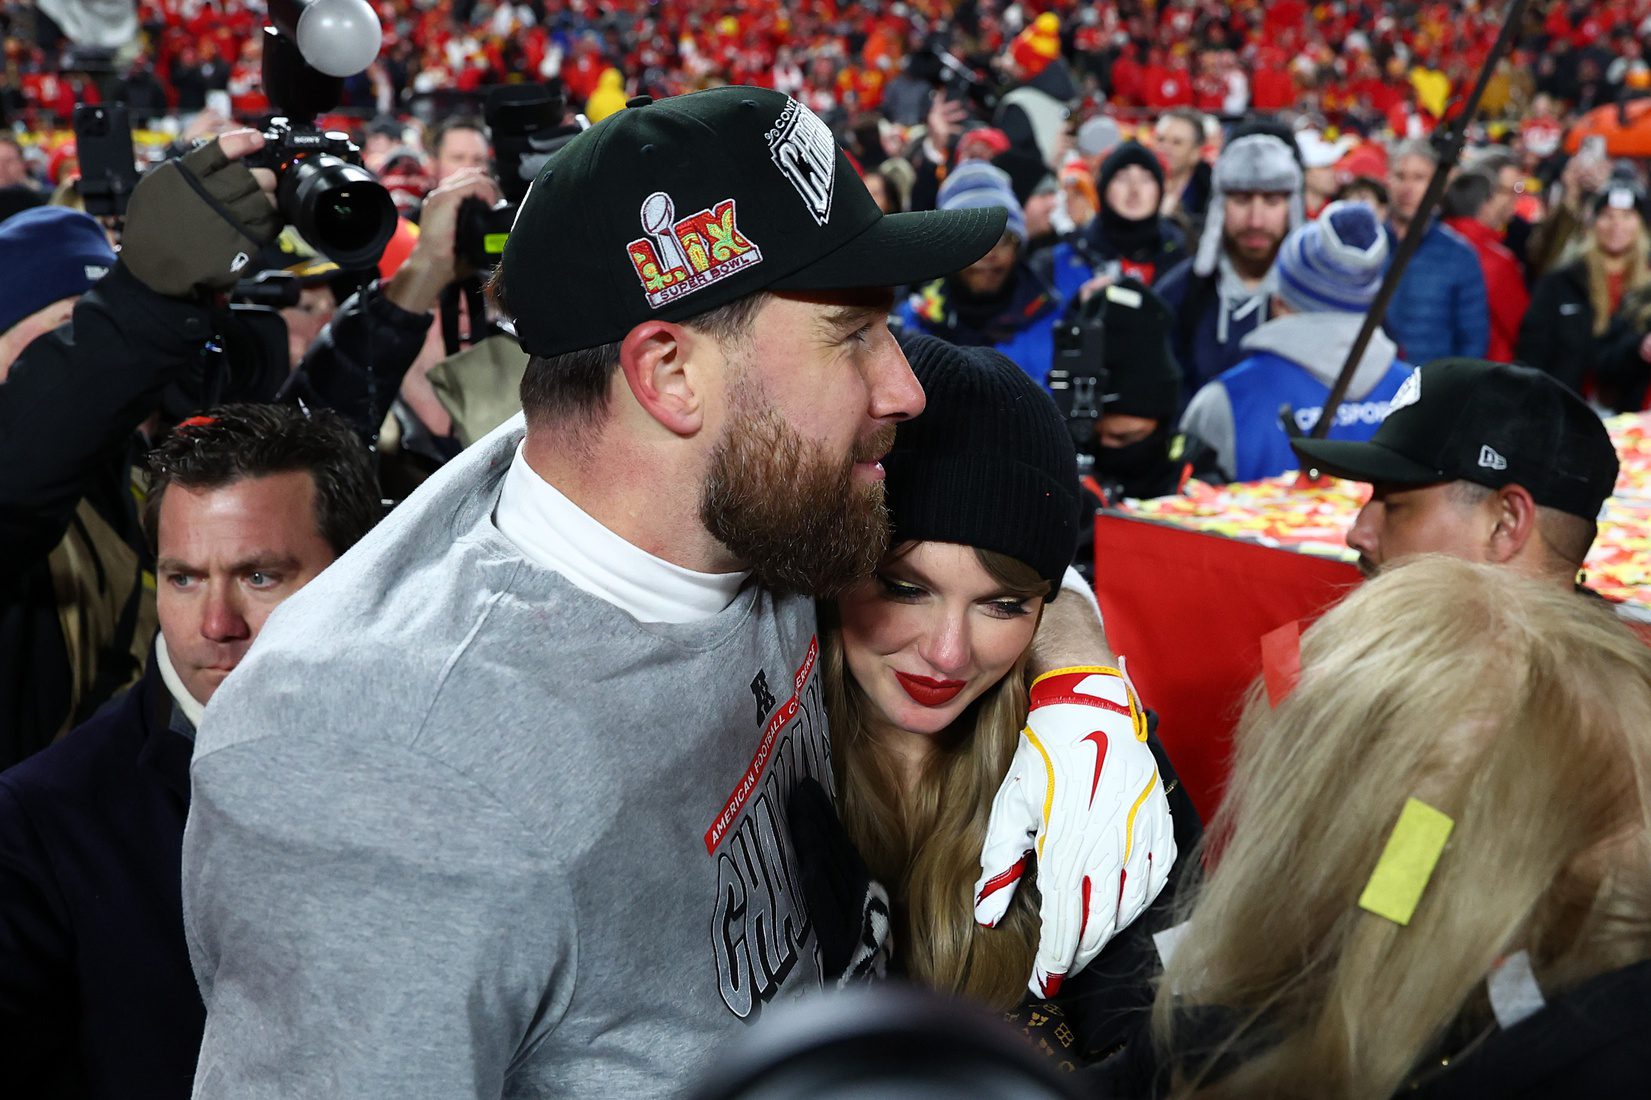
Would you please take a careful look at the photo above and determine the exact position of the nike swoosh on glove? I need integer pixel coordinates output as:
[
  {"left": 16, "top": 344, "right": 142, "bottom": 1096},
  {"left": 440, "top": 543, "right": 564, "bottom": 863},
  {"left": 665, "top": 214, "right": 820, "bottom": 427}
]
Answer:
[{"left": 974, "top": 664, "right": 1176, "bottom": 998}]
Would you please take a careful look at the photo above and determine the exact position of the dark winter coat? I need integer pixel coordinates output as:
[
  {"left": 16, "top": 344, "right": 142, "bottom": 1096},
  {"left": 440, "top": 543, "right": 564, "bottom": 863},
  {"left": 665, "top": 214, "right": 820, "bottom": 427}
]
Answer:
[
  {"left": 0, "top": 262, "right": 207, "bottom": 766},
  {"left": 1518, "top": 258, "right": 1651, "bottom": 411},
  {"left": 1088, "top": 958, "right": 1651, "bottom": 1098},
  {"left": 1383, "top": 219, "right": 1489, "bottom": 365},
  {"left": 0, "top": 660, "right": 203, "bottom": 1098},
  {"left": 1153, "top": 257, "right": 1275, "bottom": 404}
]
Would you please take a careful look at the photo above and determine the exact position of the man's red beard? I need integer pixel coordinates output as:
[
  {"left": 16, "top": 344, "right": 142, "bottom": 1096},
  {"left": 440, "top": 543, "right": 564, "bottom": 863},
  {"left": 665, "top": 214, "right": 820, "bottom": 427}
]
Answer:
[{"left": 701, "top": 380, "right": 895, "bottom": 598}]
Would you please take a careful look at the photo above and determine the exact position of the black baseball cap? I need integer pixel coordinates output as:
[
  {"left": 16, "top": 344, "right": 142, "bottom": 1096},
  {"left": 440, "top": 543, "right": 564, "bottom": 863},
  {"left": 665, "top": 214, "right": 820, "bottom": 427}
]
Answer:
[
  {"left": 501, "top": 86, "right": 1008, "bottom": 356},
  {"left": 1291, "top": 359, "right": 1619, "bottom": 520}
]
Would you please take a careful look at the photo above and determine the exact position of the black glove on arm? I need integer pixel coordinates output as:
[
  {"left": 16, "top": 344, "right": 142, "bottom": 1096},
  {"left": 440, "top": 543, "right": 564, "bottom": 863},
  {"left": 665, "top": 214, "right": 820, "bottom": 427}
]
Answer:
[{"left": 121, "top": 140, "right": 280, "bottom": 297}]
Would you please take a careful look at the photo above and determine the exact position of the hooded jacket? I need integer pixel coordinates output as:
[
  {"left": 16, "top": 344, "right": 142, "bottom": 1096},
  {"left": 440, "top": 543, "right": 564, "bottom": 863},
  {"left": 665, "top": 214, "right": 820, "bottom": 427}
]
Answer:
[
  {"left": 1155, "top": 254, "right": 1277, "bottom": 402},
  {"left": 1180, "top": 311, "right": 1412, "bottom": 482}
]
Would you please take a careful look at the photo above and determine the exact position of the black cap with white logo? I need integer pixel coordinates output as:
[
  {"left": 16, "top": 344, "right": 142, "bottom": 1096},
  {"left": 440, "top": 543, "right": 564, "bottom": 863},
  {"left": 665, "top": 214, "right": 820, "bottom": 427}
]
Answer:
[
  {"left": 1291, "top": 359, "right": 1620, "bottom": 521},
  {"left": 500, "top": 86, "right": 1008, "bottom": 357}
]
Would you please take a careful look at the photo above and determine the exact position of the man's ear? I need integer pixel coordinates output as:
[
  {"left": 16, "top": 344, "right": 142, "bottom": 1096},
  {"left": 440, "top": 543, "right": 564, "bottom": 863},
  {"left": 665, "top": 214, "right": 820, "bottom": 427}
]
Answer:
[
  {"left": 1486, "top": 483, "right": 1539, "bottom": 564},
  {"left": 617, "top": 320, "right": 705, "bottom": 437}
]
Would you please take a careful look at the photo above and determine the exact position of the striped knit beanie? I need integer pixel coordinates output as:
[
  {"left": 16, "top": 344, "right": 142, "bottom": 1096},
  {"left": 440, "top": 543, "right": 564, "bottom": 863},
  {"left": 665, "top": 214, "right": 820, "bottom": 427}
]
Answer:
[
  {"left": 1010, "top": 12, "right": 1062, "bottom": 78},
  {"left": 938, "top": 161, "right": 1028, "bottom": 243},
  {"left": 1274, "top": 200, "right": 1388, "bottom": 314}
]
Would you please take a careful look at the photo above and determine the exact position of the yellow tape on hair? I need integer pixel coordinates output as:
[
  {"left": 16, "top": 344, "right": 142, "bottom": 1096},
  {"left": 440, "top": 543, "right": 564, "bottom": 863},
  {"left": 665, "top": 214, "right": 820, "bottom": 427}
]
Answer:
[{"left": 1358, "top": 798, "right": 1454, "bottom": 926}]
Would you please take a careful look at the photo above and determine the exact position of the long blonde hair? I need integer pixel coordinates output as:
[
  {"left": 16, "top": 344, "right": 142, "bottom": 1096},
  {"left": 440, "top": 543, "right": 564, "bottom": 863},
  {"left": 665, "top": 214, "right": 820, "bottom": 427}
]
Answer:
[
  {"left": 823, "top": 547, "right": 1050, "bottom": 1010},
  {"left": 1582, "top": 216, "right": 1651, "bottom": 335},
  {"left": 1154, "top": 556, "right": 1651, "bottom": 1098}
]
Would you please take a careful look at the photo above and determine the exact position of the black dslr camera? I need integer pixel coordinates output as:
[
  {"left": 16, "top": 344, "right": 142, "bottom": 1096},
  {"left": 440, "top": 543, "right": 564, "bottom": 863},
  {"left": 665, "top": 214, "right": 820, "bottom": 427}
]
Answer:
[
  {"left": 455, "top": 83, "right": 588, "bottom": 270},
  {"left": 244, "top": 22, "right": 395, "bottom": 269}
]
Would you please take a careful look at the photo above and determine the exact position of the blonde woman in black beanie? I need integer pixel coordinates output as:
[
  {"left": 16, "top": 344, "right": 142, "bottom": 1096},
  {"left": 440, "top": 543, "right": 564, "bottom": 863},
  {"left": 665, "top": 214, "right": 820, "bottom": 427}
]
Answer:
[{"left": 819, "top": 334, "right": 1197, "bottom": 1063}]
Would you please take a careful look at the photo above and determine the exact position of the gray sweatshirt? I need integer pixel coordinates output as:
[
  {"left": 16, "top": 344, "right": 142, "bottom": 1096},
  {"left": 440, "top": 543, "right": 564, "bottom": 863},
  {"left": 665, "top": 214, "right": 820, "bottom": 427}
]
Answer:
[{"left": 183, "top": 418, "right": 830, "bottom": 1098}]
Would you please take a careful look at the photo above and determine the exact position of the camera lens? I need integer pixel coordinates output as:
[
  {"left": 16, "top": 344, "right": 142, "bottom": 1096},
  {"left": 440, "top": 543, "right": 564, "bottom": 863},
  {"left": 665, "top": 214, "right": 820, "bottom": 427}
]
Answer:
[{"left": 281, "top": 154, "right": 397, "bottom": 269}]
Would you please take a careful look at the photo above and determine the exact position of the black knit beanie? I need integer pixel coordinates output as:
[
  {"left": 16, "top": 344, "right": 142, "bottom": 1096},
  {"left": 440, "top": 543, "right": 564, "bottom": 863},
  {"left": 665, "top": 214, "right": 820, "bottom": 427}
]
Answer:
[
  {"left": 1096, "top": 140, "right": 1165, "bottom": 199},
  {"left": 886, "top": 335, "right": 1080, "bottom": 596}
]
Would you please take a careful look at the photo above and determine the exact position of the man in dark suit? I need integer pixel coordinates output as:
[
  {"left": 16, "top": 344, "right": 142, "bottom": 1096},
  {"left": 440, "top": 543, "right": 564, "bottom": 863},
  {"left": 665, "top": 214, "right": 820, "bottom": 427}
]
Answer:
[{"left": 0, "top": 404, "right": 380, "bottom": 1098}]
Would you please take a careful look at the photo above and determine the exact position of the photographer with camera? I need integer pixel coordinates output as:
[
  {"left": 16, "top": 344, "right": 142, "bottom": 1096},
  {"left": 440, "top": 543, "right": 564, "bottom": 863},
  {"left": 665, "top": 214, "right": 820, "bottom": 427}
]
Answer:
[
  {"left": 279, "top": 164, "right": 503, "bottom": 451},
  {"left": 0, "top": 131, "right": 281, "bottom": 767},
  {"left": 286, "top": 84, "right": 579, "bottom": 479}
]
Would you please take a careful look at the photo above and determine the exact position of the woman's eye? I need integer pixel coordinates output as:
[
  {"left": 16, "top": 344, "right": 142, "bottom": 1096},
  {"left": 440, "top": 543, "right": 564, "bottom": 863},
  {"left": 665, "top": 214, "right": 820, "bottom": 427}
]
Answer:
[
  {"left": 985, "top": 600, "right": 1031, "bottom": 618},
  {"left": 876, "top": 574, "right": 924, "bottom": 600}
]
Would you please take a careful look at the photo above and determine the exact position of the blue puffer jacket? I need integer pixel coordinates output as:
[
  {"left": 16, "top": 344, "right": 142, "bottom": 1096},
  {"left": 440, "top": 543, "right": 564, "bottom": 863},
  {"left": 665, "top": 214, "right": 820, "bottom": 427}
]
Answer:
[{"left": 1384, "top": 219, "right": 1489, "bottom": 365}]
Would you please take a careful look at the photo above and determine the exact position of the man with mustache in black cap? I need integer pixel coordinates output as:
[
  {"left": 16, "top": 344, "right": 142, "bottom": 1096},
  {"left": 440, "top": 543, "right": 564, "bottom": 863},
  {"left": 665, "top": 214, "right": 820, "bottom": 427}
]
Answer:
[{"left": 1292, "top": 359, "right": 1619, "bottom": 590}]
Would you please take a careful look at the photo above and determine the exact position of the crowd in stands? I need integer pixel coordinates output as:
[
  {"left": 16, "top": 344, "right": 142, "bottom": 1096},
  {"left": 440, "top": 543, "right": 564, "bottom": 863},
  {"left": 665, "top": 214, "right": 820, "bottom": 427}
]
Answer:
[{"left": 9, "top": 0, "right": 1651, "bottom": 1096}]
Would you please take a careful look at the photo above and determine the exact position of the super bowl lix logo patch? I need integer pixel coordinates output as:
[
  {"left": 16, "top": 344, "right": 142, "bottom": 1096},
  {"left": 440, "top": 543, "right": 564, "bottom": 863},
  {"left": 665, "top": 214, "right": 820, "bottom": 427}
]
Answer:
[
  {"left": 627, "top": 192, "right": 763, "bottom": 308},
  {"left": 766, "top": 100, "right": 836, "bottom": 225}
]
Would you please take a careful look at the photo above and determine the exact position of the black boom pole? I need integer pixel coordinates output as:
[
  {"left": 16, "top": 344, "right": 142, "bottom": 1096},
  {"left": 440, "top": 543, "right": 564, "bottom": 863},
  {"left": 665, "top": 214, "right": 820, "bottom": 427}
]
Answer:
[{"left": 1307, "top": 0, "right": 1535, "bottom": 444}]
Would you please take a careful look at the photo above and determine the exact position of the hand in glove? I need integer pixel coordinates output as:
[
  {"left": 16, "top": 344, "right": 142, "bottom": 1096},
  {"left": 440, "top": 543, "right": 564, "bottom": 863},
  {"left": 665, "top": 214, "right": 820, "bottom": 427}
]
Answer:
[
  {"left": 121, "top": 130, "right": 280, "bottom": 298},
  {"left": 974, "top": 665, "right": 1175, "bottom": 998}
]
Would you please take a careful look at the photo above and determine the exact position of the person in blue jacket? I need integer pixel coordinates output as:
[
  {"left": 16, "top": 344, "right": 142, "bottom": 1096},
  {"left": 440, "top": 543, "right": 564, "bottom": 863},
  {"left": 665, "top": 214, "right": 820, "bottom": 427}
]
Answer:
[
  {"left": 1049, "top": 140, "right": 1188, "bottom": 299},
  {"left": 1180, "top": 200, "right": 1413, "bottom": 482},
  {"left": 895, "top": 160, "right": 1065, "bottom": 385},
  {"left": 1385, "top": 140, "right": 1490, "bottom": 363}
]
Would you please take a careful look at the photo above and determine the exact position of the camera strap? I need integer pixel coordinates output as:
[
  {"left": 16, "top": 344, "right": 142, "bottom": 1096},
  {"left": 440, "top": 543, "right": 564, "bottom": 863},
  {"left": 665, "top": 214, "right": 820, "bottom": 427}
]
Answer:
[{"left": 440, "top": 278, "right": 495, "bottom": 357}]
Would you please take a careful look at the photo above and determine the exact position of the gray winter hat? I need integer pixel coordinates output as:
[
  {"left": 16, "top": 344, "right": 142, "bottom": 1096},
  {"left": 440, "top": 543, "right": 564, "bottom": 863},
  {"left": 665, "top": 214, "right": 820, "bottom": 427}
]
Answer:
[{"left": 1193, "top": 133, "right": 1305, "bottom": 277}]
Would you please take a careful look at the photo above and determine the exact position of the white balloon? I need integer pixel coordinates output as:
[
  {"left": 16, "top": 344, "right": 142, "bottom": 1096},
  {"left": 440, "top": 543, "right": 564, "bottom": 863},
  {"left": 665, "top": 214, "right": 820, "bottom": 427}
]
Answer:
[{"left": 295, "top": 0, "right": 383, "bottom": 78}]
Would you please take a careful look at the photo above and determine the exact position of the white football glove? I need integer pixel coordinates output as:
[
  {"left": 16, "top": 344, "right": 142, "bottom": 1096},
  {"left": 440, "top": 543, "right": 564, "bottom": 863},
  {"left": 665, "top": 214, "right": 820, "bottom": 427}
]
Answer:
[{"left": 974, "top": 664, "right": 1176, "bottom": 998}]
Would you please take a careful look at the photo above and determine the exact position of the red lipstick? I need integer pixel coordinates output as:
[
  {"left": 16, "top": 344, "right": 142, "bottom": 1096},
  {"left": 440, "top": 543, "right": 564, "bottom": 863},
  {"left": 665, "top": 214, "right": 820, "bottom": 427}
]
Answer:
[{"left": 895, "top": 671, "right": 966, "bottom": 707}]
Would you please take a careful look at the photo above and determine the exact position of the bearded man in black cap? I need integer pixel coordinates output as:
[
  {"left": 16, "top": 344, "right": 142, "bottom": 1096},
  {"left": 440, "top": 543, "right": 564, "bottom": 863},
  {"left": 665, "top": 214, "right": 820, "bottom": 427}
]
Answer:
[
  {"left": 182, "top": 88, "right": 1175, "bottom": 1097},
  {"left": 1292, "top": 359, "right": 1619, "bottom": 591}
]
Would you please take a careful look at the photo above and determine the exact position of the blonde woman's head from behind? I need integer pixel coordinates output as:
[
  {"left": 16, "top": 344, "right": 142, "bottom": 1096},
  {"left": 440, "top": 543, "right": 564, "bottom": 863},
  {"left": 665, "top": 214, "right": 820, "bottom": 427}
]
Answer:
[{"left": 1157, "top": 555, "right": 1651, "bottom": 1099}]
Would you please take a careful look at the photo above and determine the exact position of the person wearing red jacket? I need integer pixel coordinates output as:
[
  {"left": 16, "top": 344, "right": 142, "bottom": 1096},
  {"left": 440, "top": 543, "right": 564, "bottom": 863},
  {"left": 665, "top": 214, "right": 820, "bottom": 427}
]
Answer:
[
  {"left": 1442, "top": 169, "right": 1530, "bottom": 364},
  {"left": 1249, "top": 48, "right": 1296, "bottom": 112},
  {"left": 1110, "top": 45, "right": 1145, "bottom": 106}
]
